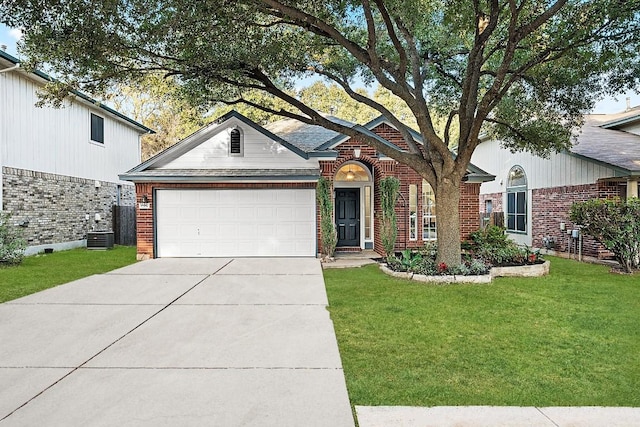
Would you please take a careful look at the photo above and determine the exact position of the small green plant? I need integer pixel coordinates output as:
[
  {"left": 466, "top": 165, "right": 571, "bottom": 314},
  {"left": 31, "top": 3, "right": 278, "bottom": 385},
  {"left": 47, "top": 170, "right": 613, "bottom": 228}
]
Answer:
[
  {"left": 379, "top": 177, "right": 400, "bottom": 259},
  {"left": 0, "top": 212, "right": 27, "bottom": 266},
  {"left": 316, "top": 177, "right": 337, "bottom": 258},
  {"left": 571, "top": 197, "right": 640, "bottom": 273},
  {"left": 468, "top": 225, "right": 538, "bottom": 266}
]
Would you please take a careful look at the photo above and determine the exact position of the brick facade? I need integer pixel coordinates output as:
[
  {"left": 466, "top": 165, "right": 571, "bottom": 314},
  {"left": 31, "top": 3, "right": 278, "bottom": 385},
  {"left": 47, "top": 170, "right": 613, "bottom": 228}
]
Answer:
[
  {"left": 320, "top": 123, "right": 482, "bottom": 254},
  {"left": 133, "top": 123, "right": 484, "bottom": 259},
  {"left": 2, "top": 166, "right": 135, "bottom": 248},
  {"left": 479, "top": 181, "right": 622, "bottom": 258}
]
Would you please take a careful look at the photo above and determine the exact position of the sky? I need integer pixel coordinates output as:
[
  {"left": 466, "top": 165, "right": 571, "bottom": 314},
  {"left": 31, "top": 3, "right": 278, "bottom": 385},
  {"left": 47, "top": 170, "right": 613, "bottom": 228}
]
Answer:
[{"left": 2, "top": 24, "right": 639, "bottom": 114}]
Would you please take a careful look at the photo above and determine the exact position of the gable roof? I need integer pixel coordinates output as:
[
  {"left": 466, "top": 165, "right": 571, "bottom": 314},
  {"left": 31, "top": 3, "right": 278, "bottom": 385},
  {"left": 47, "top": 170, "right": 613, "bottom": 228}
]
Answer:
[
  {"left": 265, "top": 114, "right": 494, "bottom": 182},
  {"left": 0, "top": 50, "right": 153, "bottom": 134},
  {"left": 120, "top": 110, "right": 322, "bottom": 182}
]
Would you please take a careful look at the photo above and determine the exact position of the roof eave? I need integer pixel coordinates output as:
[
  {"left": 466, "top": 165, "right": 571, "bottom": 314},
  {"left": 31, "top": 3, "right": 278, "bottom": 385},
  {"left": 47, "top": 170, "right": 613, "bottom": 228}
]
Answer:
[{"left": 119, "top": 174, "right": 320, "bottom": 183}]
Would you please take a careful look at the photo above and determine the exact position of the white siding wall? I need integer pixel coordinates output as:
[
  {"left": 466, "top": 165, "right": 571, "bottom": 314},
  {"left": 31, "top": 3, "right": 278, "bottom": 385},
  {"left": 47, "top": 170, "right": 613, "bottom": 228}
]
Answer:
[
  {"left": 0, "top": 71, "right": 141, "bottom": 184},
  {"left": 471, "top": 139, "right": 620, "bottom": 247},
  {"left": 158, "top": 117, "right": 319, "bottom": 170},
  {"left": 471, "top": 139, "right": 618, "bottom": 194},
  {"left": 622, "top": 122, "right": 640, "bottom": 136}
]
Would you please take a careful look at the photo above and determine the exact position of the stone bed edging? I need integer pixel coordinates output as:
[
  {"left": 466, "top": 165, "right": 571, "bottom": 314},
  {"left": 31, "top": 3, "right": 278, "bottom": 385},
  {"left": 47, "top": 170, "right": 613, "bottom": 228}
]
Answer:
[{"left": 380, "top": 260, "right": 550, "bottom": 284}]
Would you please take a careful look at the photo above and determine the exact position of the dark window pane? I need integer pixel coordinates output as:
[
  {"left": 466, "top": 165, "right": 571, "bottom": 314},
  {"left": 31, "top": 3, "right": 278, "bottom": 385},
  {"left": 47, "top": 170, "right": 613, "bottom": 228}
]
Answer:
[
  {"left": 507, "top": 214, "right": 515, "bottom": 230},
  {"left": 517, "top": 215, "right": 526, "bottom": 231},
  {"left": 516, "top": 192, "right": 526, "bottom": 213},
  {"left": 91, "top": 114, "right": 104, "bottom": 143},
  {"left": 507, "top": 192, "right": 515, "bottom": 213}
]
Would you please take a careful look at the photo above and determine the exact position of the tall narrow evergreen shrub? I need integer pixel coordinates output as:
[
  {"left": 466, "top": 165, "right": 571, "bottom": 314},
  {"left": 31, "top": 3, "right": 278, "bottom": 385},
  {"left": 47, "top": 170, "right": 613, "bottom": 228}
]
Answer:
[
  {"left": 316, "top": 177, "right": 337, "bottom": 258},
  {"left": 380, "top": 177, "right": 400, "bottom": 258}
]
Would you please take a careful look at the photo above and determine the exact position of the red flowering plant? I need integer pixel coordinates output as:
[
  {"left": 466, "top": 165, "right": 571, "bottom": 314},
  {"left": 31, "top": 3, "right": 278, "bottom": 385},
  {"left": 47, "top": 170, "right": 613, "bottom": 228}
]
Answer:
[{"left": 437, "top": 262, "right": 448, "bottom": 273}]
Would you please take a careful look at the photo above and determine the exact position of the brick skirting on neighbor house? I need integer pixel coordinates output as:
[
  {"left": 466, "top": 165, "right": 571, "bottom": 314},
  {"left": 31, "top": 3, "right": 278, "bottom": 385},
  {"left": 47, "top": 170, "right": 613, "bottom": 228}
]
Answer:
[
  {"left": 2, "top": 166, "right": 135, "bottom": 247},
  {"left": 480, "top": 181, "right": 621, "bottom": 259}
]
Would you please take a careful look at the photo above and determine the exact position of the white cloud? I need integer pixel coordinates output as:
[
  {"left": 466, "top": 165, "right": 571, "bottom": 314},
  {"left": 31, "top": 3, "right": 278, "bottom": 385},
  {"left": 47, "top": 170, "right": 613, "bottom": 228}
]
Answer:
[{"left": 8, "top": 28, "right": 23, "bottom": 40}]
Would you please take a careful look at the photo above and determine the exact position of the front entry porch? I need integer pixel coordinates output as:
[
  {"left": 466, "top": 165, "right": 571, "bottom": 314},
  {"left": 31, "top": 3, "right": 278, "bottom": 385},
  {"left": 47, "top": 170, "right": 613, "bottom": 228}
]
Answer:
[{"left": 333, "top": 161, "right": 374, "bottom": 251}]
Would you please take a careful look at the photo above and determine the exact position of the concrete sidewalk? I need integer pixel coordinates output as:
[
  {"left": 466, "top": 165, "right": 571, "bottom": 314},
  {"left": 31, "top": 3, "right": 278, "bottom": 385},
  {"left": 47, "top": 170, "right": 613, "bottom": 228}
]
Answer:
[
  {"left": 356, "top": 405, "right": 640, "bottom": 426},
  {"left": 0, "top": 257, "right": 354, "bottom": 426}
]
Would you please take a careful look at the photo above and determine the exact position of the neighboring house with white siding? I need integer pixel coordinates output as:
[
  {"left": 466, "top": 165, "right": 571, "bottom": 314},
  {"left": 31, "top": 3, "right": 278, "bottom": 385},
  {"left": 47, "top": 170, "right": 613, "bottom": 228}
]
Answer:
[
  {"left": 471, "top": 107, "right": 640, "bottom": 259},
  {"left": 0, "top": 49, "right": 152, "bottom": 254}
]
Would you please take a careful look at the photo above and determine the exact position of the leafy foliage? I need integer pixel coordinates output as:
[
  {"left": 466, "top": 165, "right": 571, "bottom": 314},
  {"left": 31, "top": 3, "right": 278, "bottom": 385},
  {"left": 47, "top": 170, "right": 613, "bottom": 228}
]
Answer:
[
  {"left": 387, "top": 244, "right": 490, "bottom": 276},
  {"left": 379, "top": 177, "right": 400, "bottom": 258},
  {"left": 467, "top": 226, "right": 541, "bottom": 266},
  {"left": 570, "top": 198, "right": 640, "bottom": 273},
  {"left": 106, "top": 74, "right": 208, "bottom": 159},
  {"left": 3, "top": 0, "right": 640, "bottom": 266},
  {"left": 316, "top": 177, "right": 337, "bottom": 258},
  {"left": 0, "top": 212, "right": 27, "bottom": 266}
]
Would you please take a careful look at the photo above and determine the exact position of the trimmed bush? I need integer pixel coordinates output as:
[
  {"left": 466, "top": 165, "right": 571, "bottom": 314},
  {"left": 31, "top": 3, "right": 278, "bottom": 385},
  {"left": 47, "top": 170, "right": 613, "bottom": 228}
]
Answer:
[
  {"left": 0, "top": 212, "right": 26, "bottom": 266},
  {"left": 379, "top": 177, "right": 400, "bottom": 259},
  {"left": 316, "top": 177, "right": 337, "bottom": 258},
  {"left": 571, "top": 198, "right": 640, "bottom": 273}
]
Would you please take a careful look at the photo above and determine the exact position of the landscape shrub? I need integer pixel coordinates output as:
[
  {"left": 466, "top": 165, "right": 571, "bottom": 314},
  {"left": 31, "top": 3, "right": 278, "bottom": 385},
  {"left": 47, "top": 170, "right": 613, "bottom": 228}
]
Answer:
[
  {"left": 468, "top": 225, "right": 540, "bottom": 266},
  {"left": 570, "top": 197, "right": 640, "bottom": 273},
  {"left": 387, "top": 244, "right": 490, "bottom": 276},
  {"left": 0, "top": 212, "right": 26, "bottom": 266},
  {"left": 316, "top": 177, "right": 337, "bottom": 258},
  {"left": 379, "top": 177, "right": 400, "bottom": 258}
]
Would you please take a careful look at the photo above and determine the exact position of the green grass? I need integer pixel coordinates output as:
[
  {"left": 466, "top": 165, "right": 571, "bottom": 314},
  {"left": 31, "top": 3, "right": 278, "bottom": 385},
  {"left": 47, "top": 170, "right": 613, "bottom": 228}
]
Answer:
[
  {"left": 324, "top": 257, "right": 640, "bottom": 407},
  {"left": 0, "top": 246, "right": 137, "bottom": 303}
]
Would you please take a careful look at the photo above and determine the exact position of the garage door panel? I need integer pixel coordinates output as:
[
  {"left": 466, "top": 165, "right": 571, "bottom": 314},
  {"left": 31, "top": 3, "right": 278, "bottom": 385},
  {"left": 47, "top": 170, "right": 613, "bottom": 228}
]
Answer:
[{"left": 156, "top": 189, "right": 316, "bottom": 257}]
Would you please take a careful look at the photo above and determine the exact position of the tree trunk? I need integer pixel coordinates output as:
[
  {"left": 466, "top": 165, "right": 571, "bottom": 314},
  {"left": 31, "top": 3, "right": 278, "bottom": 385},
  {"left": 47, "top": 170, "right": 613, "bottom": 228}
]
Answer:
[{"left": 435, "top": 178, "right": 462, "bottom": 267}]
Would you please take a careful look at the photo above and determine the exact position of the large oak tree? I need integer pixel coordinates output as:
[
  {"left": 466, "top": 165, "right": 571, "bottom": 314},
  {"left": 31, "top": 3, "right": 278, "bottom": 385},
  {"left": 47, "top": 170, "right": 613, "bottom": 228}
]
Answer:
[{"left": 2, "top": 0, "right": 639, "bottom": 265}]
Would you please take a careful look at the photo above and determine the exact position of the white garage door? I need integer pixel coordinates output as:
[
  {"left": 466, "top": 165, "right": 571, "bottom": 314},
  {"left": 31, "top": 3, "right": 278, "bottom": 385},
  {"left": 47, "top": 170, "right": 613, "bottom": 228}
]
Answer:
[{"left": 156, "top": 189, "right": 316, "bottom": 257}]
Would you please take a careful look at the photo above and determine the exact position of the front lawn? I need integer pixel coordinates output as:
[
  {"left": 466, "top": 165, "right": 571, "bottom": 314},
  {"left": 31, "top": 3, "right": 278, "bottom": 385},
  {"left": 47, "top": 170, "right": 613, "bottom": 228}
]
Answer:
[
  {"left": 0, "top": 246, "right": 137, "bottom": 303},
  {"left": 324, "top": 256, "right": 640, "bottom": 407}
]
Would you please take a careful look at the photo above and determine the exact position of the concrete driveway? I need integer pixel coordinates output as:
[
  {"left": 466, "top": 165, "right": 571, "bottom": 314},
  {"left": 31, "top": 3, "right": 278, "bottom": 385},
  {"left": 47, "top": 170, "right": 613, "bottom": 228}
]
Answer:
[{"left": 0, "top": 258, "right": 354, "bottom": 426}]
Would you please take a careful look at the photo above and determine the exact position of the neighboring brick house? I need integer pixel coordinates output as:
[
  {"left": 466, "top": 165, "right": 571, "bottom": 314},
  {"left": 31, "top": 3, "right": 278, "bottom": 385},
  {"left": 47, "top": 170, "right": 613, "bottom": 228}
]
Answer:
[
  {"left": 0, "top": 49, "right": 152, "bottom": 254},
  {"left": 121, "top": 110, "right": 494, "bottom": 259},
  {"left": 471, "top": 107, "right": 640, "bottom": 259}
]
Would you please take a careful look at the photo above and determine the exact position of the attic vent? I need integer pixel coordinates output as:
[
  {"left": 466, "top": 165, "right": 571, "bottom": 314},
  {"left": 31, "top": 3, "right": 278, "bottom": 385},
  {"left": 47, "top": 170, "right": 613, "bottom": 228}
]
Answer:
[{"left": 230, "top": 128, "right": 243, "bottom": 156}]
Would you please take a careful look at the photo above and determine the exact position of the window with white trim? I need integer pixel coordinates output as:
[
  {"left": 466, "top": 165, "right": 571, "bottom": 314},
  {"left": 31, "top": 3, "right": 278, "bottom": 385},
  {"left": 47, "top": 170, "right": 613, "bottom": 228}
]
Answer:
[
  {"left": 506, "top": 166, "right": 527, "bottom": 233},
  {"left": 422, "top": 180, "right": 437, "bottom": 241},
  {"left": 409, "top": 184, "right": 417, "bottom": 240},
  {"left": 229, "top": 128, "right": 243, "bottom": 156}
]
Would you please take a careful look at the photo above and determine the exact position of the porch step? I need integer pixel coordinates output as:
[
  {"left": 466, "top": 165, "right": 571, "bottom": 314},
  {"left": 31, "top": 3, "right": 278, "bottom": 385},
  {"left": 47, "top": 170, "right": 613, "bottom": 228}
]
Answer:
[{"left": 335, "top": 247, "right": 362, "bottom": 253}]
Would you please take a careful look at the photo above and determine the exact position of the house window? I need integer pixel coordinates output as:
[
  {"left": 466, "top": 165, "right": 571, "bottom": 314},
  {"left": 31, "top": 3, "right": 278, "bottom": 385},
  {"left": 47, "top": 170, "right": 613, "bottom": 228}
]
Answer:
[
  {"left": 409, "top": 184, "right": 417, "bottom": 240},
  {"left": 422, "top": 180, "right": 437, "bottom": 241},
  {"left": 90, "top": 113, "right": 104, "bottom": 144},
  {"left": 506, "top": 166, "right": 527, "bottom": 233},
  {"left": 229, "top": 128, "right": 243, "bottom": 156}
]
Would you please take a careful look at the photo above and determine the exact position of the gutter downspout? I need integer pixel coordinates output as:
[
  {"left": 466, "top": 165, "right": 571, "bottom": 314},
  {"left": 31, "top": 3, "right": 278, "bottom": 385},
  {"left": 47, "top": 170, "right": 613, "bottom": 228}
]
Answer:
[{"left": 0, "top": 63, "right": 20, "bottom": 74}]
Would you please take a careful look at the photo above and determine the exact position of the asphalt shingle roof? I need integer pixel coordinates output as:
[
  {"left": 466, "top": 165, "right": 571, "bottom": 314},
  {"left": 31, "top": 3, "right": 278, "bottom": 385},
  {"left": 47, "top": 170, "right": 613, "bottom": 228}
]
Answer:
[
  {"left": 263, "top": 115, "right": 355, "bottom": 152},
  {"left": 572, "top": 113, "right": 640, "bottom": 173}
]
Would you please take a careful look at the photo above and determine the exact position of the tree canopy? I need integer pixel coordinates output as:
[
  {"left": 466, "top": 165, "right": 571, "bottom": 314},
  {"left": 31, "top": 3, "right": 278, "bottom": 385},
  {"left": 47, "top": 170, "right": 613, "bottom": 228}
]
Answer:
[{"left": 2, "top": 0, "right": 639, "bottom": 264}]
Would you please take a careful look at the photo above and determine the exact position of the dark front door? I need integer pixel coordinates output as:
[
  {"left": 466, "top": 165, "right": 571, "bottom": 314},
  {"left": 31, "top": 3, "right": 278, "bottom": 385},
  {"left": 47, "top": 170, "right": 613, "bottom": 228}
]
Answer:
[{"left": 335, "top": 189, "right": 360, "bottom": 247}]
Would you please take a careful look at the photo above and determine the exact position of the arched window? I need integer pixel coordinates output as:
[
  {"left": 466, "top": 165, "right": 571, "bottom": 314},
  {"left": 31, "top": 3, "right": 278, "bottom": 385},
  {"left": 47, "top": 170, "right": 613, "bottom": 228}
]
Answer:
[
  {"left": 335, "top": 163, "right": 370, "bottom": 181},
  {"left": 229, "top": 128, "right": 243, "bottom": 156},
  {"left": 507, "top": 166, "right": 527, "bottom": 233}
]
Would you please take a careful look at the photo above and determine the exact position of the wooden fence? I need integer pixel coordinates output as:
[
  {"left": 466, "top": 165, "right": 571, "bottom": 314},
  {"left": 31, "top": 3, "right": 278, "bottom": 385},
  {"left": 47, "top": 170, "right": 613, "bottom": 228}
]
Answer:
[{"left": 112, "top": 205, "right": 136, "bottom": 246}]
